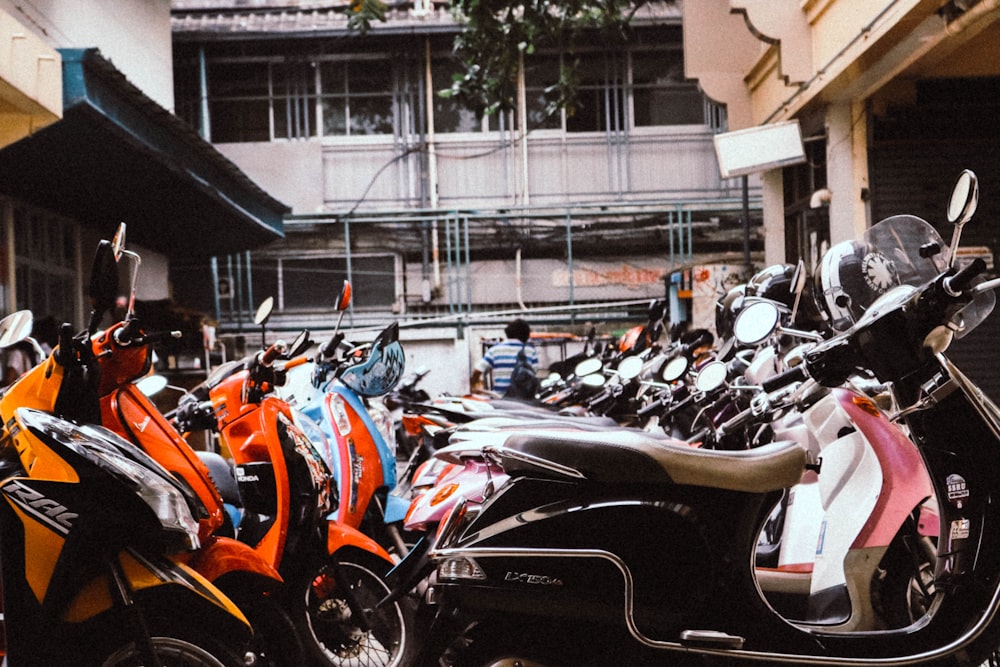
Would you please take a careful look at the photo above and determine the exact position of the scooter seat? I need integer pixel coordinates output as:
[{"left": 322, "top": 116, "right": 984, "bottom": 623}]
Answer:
[{"left": 500, "top": 429, "right": 806, "bottom": 493}]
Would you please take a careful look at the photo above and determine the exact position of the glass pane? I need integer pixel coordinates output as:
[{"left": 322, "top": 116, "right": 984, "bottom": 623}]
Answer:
[
  {"left": 209, "top": 61, "right": 270, "bottom": 97},
  {"left": 634, "top": 88, "right": 705, "bottom": 126},
  {"left": 631, "top": 51, "right": 685, "bottom": 86},
  {"left": 348, "top": 61, "right": 391, "bottom": 94},
  {"left": 431, "top": 63, "right": 483, "bottom": 133},
  {"left": 209, "top": 99, "right": 270, "bottom": 142},
  {"left": 320, "top": 61, "right": 346, "bottom": 94},
  {"left": 524, "top": 56, "right": 561, "bottom": 130},
  {"left": 322, "top": 99, "right": 348, "bottom": 135},
  {"left": 350, "top": 96, "right": 394, "bottom": 135}
]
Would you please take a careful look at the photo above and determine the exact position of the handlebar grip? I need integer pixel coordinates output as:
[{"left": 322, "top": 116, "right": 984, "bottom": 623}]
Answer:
[
  {"left": 260, "top": 344, "right": 282, "bottom": 366},
  {"left": 943, "top": 257, "right": 988, "bottom": 297},
  {"left": 285, "top": 356, "right": 310, "bottom": 370},
  {"left": 637, "top": 395, "right": 668, "bottom": 418},
  {"left": 761, "top": 365, "right": 807, "bottom": 393},
  {"left": 719, "top": 407, "right": 753, "bottom": 435},
  {"left": 320, "top": 333, "right": 344, "bottom": 359}
]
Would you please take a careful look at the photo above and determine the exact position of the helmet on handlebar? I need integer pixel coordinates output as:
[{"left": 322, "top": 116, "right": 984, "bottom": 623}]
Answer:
[
  {"left": 339, "top": 322, "right": 405, "bottom": 397},
  {"left": 714, "top": 284, "right": 747, "bottom": 341},
  {"left": 746, "top": 264, "right": 796, "bottom": 308},
  {"left": 816, "top": 239, "right": 900, "bottom": 332}
]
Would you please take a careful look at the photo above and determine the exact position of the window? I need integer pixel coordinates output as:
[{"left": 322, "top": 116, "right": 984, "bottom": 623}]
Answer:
[
  {"left": 320, "top": 61, "right": 395, "bottom": 136},
  {"left": 12, "top": 206, "right": 78, "bottom": 326},
  {"left": 177, "top": 39, "right": 708, "bottom": 143},
  {"left": 431, "top": 60, "right": 503, "bottom": 133},
  {"left": 273, "top": 60, "right": 318, "bottom": 139},
  {"left": 565, "top": 52, "right": 626, "bottom": 133},
  {"left": 523, "top": 56, "right": 562, "bottom": 131},
  {"left": 251, "top": 255, "right": 397, "bottom": 311},
  {"left": 208, "top": 61, "right": 271, "bottom": 143},
  {"left": 631, "top": 50, "right": 705, "bottom": 127}
]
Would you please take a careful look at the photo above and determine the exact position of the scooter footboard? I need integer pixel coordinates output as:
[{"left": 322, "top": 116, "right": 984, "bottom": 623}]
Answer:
[{"left": 433, "top": 547, "right": 700, "bottom": 642}]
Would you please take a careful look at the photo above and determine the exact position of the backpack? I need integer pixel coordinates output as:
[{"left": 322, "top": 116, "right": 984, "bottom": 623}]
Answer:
[{"left": 504, "top": 344, "right": 539, "bottom": 400}]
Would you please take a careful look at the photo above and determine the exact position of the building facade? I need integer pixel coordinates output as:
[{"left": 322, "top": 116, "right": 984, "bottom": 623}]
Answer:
[{"left": 169, "top": 0, "right": 762, "bottom": 362}]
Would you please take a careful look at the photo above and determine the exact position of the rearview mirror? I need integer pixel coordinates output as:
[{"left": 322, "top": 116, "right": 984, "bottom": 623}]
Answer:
[
  {"left": 288, "top": 330, "right": 311, "bottom": 358},
  {"left": 694, "top": 361, "right": 728, "bottom": 393},
  {"left": 617, "top": 355, "right": 643, "bottom": 381},
  {"left": 336, "top": 280, "right": 352, "bottom": 311},
  {"left": 574, "top": 357, "right": 603, "bottom": 377},
  {"left": 733, "top": 300, "right": 781, "bottom": 346},
  {"left": 947, "top": 169, "right": 979, "bottom": 226},
  {"left": 659, "top": 355, "right": 689, "bottom": 383},
  {"left": 88, "top": 239, "right": 120, "bottom": 331},
  {"left": 0, "top": 310, "right": 33, "bottom": 349},
  {"left": 254, "top": 297, "right": 275, "bottom": 326}
]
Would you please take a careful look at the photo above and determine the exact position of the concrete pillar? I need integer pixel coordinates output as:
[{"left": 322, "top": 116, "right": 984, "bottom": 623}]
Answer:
[
  {"left": 826, "top": 102, "right": 870, "bottom": 243},
  {"left": 762, "top": 169, "right": 786, "bottom": 266}
]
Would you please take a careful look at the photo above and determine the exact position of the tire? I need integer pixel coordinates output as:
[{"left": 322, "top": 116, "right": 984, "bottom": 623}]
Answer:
[
  {"left": 291, "top": 552, "right": 416, "bottom": 667},
  {"left": 101, "top": 636, "right": 245, "bottom": 667},
  {"left": 874, "top": 532, "right": 937, "bottom": 629},
  {"left": 232, "top": 591, "right": 308, "bottom": 667}
]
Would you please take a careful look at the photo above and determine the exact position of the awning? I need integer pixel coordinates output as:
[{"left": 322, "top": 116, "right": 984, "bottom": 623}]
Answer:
[{"left": 0, "top": 48, "right": 286, "bottom": 258}]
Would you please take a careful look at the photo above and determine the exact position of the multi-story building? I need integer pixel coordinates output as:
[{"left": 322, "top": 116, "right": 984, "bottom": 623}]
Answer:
[{"left": 169, "top": 0, "right": 763, "bottom": 391}]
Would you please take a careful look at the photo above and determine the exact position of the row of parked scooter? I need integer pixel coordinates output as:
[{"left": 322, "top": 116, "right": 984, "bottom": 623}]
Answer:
[
  {"left": 4, "top": 169, "right": 1000, "bottom": 666},
  {"left": 365, "top": 170, "right": 1000, "bottom": 666}
]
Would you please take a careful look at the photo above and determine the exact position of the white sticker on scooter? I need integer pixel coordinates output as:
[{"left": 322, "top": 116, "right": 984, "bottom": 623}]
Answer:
[
  {"left": 950, "top": 519, "right": 971, "bottom": 540},
  {"left": 947, "top": 473, "right": 969, "bottom": 508}
]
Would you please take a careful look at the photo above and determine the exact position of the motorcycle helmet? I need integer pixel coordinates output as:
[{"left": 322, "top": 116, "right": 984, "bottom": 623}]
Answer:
[
  {"left": 714, "top": 284, "right": 747, "bottom": 341},
  {"left": 339, "top": 322, "right": 405, "bottom": 397},
  {"left": 815, "top": 239, "right": 900, "bottom": 332},
  {"left": 746, "top": 264, "right": 796, "bottom": 309}
]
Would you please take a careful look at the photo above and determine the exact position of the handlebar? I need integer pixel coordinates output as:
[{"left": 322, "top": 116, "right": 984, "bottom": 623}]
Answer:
[
  {"left": 943, "top": 257, "right": 988, "bottom": 297},
  {"left": 761, "top": 365, "right": 807, "bottom": 393}
]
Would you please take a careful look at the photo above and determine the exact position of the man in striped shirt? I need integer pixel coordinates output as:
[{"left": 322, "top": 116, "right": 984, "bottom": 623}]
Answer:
[{"left": 470, "top": 318, "right": 539, "bottom": 395}]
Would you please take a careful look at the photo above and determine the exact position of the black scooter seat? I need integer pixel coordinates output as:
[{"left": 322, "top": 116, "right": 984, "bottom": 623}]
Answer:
[{"left": 500, "top": 429, "right": 806, "bottom": 493}]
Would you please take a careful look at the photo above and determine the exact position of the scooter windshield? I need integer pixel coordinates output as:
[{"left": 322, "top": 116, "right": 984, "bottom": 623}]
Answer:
[{"left": 832, "top": 214, "right": 995, "bottom": 337}]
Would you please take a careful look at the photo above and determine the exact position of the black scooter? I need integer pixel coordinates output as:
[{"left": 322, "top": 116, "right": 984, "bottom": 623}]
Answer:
[{"left": 396, "top": 170, "right": 1000, "bottom": 666}]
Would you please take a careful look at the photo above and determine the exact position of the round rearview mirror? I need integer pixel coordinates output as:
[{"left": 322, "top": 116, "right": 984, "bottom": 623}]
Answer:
[
  {"left": 582, "top": 373, "right": 606, "bottom": 388},
  {"left": 617, "top": 355, "right": 644, "bottom": 381},
  {"left": 110, "top": 223, "right": 127, "bottom": 262},
  {"left": 335, "top": 280, "right": 352, "bottom": 311},
  {"left": 135, "top": 374, "right": 168, "bottom": 397},
  {"left": 694, "top": 360, "right": 728, "bottom": 393},
  {"left": 659, "top": 355, "right": 690, "bottom": 383},
  {"left": 575, "top": 357, "right": 603, "bottom": 377},
  {"left": 0, "top": 310, "right": 33, "bottom": 349},
  {"left": 947, "top": 169, "right": 979, "bottom": 226},
  {"left": 288, "top": 330, "right": 311, "bottom": 358},
  {"left": 733, "top": 300, "right": 781, "bottom": 346},
  {"left": 254, "top": 297, "right": 275, "bottom": 326}
]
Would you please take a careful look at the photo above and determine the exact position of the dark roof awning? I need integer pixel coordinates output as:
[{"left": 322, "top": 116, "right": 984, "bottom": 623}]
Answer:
[{"left": 0, "top": 48, "right": 287, "bottom": 258}]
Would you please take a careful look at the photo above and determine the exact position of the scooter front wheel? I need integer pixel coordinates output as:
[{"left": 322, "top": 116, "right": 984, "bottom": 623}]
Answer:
[
  {"left": 291, "top": 552, "right": 415, "bottom": 667},
  {"left": 101, "top": 636, "right": 246, "bottom": 667}
]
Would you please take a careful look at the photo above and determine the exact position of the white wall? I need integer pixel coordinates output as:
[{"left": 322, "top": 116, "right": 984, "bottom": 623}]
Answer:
[{"left": 0, "top": 0, "right": 174, "bottom": 109}]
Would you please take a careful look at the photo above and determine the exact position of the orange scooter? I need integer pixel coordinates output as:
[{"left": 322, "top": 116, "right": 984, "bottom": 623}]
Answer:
[
  {"left": 0, "top": 259, "right": 255, "bottom": 663},
  {"left": 173, "top": 303, "right": 416, "bottom": 667},
  {"left": 5, "top": 224, "right": 304, "bottom": 666}
]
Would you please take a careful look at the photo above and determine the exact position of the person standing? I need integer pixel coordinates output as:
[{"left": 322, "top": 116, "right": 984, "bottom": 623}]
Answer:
[{"left": 470, "top": 318, "right": 539, "bottom": 396}]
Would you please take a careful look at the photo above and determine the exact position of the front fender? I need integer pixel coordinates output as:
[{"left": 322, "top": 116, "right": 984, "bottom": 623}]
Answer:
[
  {"left": 184, "top": 534, "right": 283, "bottom": 587},
  {"left": 326, "top": 519, "right": 393, "bottom": 564}
]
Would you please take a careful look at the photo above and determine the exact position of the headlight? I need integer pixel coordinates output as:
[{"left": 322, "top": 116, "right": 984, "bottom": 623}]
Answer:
[
  {"left": 16, "top": 409, "right": 201, "bottom": 549},
  {"left": 368, "top": 400, "right": 396, "bottom": 457}
]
